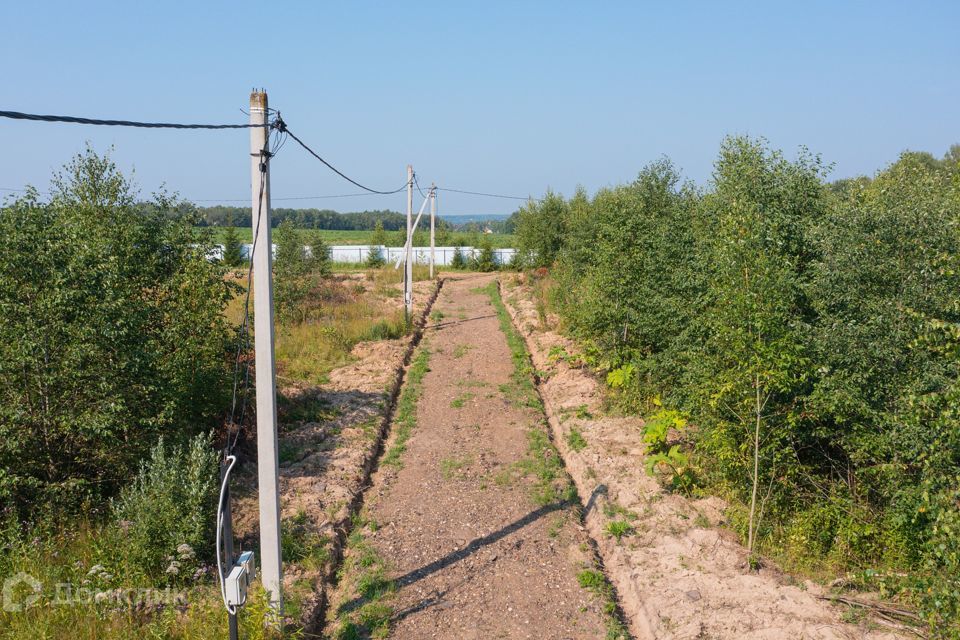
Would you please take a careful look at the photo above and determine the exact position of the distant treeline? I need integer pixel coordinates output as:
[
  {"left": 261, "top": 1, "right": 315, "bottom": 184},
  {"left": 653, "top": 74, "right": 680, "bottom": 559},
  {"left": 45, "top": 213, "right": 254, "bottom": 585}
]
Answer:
[
  {"left": 196, "top": 205, "right": 519, "bottom": 233},
  {"left": 197, "top": 206, "right": 416, "bottom": 230}
]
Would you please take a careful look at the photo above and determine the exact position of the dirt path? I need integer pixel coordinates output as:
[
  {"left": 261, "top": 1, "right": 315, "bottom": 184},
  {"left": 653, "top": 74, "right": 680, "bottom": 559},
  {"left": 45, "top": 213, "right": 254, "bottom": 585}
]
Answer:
[
  {"left": 328, "top": 274, "right": 621, "bottom": 639},
  {"left": 230, "top": 275, "right": 437, "bottom": 630}
]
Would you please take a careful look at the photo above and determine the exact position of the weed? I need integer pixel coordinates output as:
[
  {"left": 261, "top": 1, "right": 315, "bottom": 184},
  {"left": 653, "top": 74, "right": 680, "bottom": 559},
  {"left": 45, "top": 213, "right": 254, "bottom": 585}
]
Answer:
[
  {"left": 575, "top": 404, "right": 593, "bottom": 420},
  {"left": 645, "top": 445, "right": 697, "bottom": 495},
  {"left": 548, "top": 514, "right": 567, "bottom": 538},
  {"left": 605, "top": 520, "right": 634, "bottom": 542},
  {"left": 332, "top": 512, "right": 396, "bottom": 639},
  {"left": 566, "top": 427, "right": 588, "bottom": 452},
  {"left": 576, "top": 569, "right": 629, "bottom": 640},
  {"left": 482, "top": 282, "right": 541, "bottom": 409},
  {"left": 450, "top": 392, "right": 474, "bottom": 408},
  {"left": 440, "top": 455, "right": 474, "bottom": 480},
  {"left": 641, "top": 409, "right": 687, "bottom": 454},
  {"left": 577, "top": 569, "right": 607, "bottom": 590},
  {"left": 602, "top": 502, "right": 638, "bottom": 521},
  {"left": 278, "top": 393, "right": 340, "bottom": 423},
  {"left": 493, "top": 469, "right": 514, "bottom": 486},
  {"left": 274, "top": 280, "right": 408, "bottom": 385},
  {"left": 516, "top": 428, "right": 577, "bottom": 506},
  {"left": 278, "top": 440, "right": 305, "bottom": 465},
  {"left": 281, "top": 510, "right": 332, "bottom": 571},
  {"left": 382, "top": 345, "right": 431, "bottom": 468},
  {"left": 452, "top": 344, "right": 473, "bottom": 359}
]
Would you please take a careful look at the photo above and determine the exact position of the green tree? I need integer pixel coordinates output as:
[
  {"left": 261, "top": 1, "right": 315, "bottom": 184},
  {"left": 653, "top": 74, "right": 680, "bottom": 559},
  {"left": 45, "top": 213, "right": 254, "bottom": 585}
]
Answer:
[
  {"left": 514, "top": 191, "right": 568, "bottom": 268},
  {"left": 366, "top": 220, "right": 388, "bottom": 267},
  {"left": 695, "top": 137, "right": 825, "bottom": 554},
  {"left": 435, "top": 222, "right": 451, "bottom": 246},
  {"left": 805, "top": 152, "right": 960, "bottom": 557},
  {"left": 389, "top": 228, "right": 406, "bottom": 247},
  {"left": 365, "top": 246, "right": 385, "bottom": 268},
  {"left": 554, "top": 164, "right": 704, "bottom": 399},
  {"left": 451, "top": 245, "right": 467, "bottom": 270},
  {"left": 273, "top": 220, "right": 309, "bottom": 322},
  {"left": 307, "top": 235, "right": 331, "bottom": 276},
  {"left": 221, "top": 223, "right": 245, "bottom": 267},
  {"left": 905, "top": 308, "right": 960, "bottom": 635},
  {"left": 473, "top": 236, "right": 497, "bottom": 272},
  {"left": 370, "top": 219, "right": 387, "bottom": 246}
]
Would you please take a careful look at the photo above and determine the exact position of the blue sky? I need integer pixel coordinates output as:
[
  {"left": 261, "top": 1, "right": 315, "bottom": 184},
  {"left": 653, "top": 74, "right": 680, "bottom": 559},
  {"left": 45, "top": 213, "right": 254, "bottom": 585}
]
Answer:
[{"left": 2, "top": 1, "right": 958, "bottom": 216}]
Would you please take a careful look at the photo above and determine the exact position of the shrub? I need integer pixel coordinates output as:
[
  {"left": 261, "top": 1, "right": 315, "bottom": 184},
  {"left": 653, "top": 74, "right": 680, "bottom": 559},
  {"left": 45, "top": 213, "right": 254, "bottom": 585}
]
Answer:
[
  {"left": 450, "top": 245, "right": 467, "bottom": 269},
  {"left": 109, "top": 432, "right": 219, "bottom": 582},
  {"left": 365, "top": 245, "right": 385, "bottom": 268},
  {"left": 805, "top": 152, "right": 960, "bottom": 533},
  {"left": 472, "top": 237, "right": 497, "bottom": 272},
  {"left": 553, "top": 161, "right": 705, "bottom": 400},
  {"left": 524, "top": 137, "right": 960, "bottom": 631}
]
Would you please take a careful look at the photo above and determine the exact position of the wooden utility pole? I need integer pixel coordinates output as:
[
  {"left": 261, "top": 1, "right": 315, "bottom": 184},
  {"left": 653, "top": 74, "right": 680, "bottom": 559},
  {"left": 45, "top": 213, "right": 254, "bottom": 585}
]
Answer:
[
  {"left": 249, "top": 89, "right": 283, "bottom": 618},
  {"left": 405, "top": 165, "right": 414, "bottom": 320},
  {"left": 430, "top": 183, "right": 436, "bottom": 279}
]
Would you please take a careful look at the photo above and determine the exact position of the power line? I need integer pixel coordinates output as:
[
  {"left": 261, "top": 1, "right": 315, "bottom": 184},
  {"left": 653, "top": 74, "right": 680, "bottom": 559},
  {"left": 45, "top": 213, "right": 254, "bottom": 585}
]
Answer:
[
  {"left": 436, "top": 187, "right": 537, "bottom": 201},
  {"left": 0, "top": 109, "right": 265, "bottom": 129},
  {"left": 413, "top": 173, "right": 430, "bottom": 199},
  {"left": 2, "top": 110, "right": 541, "bottom": 205},
  {"left": 275, "top": 117, "right": 409, "bottom": 195}
]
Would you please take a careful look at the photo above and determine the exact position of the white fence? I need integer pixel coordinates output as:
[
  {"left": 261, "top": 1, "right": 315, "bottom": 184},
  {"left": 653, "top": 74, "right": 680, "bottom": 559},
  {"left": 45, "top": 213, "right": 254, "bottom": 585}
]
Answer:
[
  {"left": 211, "top": 244, "right": 517, "bottom": 266},
  {"left": 333, "top": 245, "right": 517, "bottom": 266}
]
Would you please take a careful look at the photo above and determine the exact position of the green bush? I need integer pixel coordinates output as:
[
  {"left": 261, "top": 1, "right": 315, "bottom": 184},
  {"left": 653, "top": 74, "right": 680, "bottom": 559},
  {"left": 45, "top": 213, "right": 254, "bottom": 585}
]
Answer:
[
  {"left": 450, "top": 245, "right": 467, "bottom": 269},
  {"left": 365, "top": 245, "right": 385, "bottom": 268},
  {"left": 0, "top": 148, "right": 235, "bottom": 512},
  {"left": 472, "top": 237, "right": 497, "bottom": 272}
]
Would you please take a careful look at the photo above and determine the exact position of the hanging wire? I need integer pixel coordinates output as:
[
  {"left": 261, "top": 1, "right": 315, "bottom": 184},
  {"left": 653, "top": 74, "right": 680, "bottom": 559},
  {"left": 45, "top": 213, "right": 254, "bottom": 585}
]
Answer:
[
  {"left": 413, "top": 172, "right": 429, "bottom": 199},
  {"left": 273, "top": 116, "right": 410, "bottom": 195},
  {"left": 436, "top": 186, "right": 538, "bottom": 201},
  {"left": 0, "top": 109, "right": 265, "bottom": 129}
]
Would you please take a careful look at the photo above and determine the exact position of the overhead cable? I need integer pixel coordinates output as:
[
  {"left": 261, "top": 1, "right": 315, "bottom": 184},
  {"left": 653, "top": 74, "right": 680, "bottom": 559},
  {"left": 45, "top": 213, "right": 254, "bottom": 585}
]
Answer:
[
  {"left": 274, "top": 117, "right": 409, "bottom": 195},
  {"left": 437, "top": 187, "right": 537, "bottom": 201},
  {"left": 0, "top": 109, "right": 265, "bottom": 129}
]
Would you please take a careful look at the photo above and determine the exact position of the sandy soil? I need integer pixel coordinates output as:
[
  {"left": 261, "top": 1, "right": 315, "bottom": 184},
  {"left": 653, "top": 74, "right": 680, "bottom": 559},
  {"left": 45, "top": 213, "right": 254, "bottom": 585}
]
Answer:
[
  {"left": 499, "top": 274, "right": 911, "bottom": 640},
  {"left": 230, "top": 273, "right": 439, "bottom": 630},
  {"left": 327, "top": 274, "right": 615, "bottom": 639}
]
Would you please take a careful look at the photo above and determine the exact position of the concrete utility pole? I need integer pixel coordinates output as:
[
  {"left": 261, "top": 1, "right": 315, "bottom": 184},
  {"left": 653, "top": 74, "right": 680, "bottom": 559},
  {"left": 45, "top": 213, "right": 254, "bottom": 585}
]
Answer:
[
  {"left": 430, "top": 183, "right": 436, "bottom": 279},
  {"left": 249, "top": 89, "right": 283, "bottom": 618},
  {"left": 405, "top": 164, "right": 414, "bottom": 320}
]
